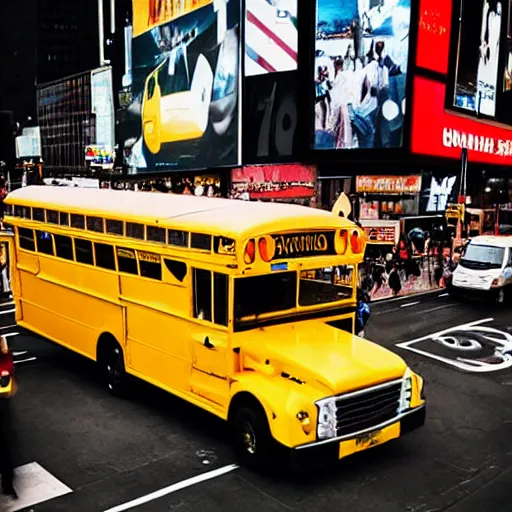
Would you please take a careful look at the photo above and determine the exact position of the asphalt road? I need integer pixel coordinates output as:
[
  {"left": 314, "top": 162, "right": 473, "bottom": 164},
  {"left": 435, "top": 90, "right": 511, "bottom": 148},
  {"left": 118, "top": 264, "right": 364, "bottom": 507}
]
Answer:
[{"left": 2, "top": 291, "right": 512, "bottom": 512}]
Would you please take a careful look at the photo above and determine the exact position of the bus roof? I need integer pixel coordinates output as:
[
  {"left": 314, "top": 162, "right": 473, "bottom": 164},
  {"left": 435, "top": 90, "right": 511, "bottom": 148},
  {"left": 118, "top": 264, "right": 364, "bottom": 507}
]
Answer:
[{"left": 6, "top": 186, "right": 357, "bottom": 239}]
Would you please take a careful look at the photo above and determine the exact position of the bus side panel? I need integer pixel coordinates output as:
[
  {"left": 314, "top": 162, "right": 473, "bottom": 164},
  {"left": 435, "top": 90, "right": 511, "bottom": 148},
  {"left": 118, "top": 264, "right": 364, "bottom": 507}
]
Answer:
[
  {"left": 19, "top": 259, "right": 123, "bottom": 359},
  {"left": 120, "top": 275, "right": 191, "bottom": 394}
]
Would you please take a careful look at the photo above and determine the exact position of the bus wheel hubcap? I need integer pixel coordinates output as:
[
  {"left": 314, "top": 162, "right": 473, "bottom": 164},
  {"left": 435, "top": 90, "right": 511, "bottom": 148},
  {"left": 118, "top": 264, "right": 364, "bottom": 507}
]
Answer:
[{"left": 242, "top": 422, "right": 256, "bottom": 455}]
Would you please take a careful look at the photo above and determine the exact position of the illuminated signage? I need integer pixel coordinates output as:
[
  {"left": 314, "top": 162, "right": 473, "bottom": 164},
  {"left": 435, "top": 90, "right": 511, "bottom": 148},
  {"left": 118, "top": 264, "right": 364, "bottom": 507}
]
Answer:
[
  {"left": 363, "top": 227, "right": 397, "bottom": 244},
  {"left": 426, "top": 176, "right": 457, "bottom": 212},
  {"left": 412, "top": 77, "right": 512, "bottom": 164},
  {"left": 356, "top": 176, "right": 422, "bottom": 195},
  {"left": 271, "top": 231, "right": 335, "bottom": 259}
]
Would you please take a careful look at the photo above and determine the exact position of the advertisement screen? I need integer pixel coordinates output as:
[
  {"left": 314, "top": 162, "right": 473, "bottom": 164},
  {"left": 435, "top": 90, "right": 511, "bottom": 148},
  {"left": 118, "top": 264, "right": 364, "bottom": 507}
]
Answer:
[
  {"left": 123, "top": 0, "right": 240, "bottom": 172},
  {"left": 415, "top": 0, "right": 452, "bottom": 74},
  {"left": 504, "top": 1, "right": 512, "bottom": 91},
  {"left": 245, "top": 0, "right": 298, "bottom": 76},
  {"left": 314, "top": 0, "right": 411, "bottom": 151},
  {"left": 452, "top": 0, "right": 502, "bottom": 117},
  {"left": 230, "top": 164, "right": 316, "bottom": 200}
]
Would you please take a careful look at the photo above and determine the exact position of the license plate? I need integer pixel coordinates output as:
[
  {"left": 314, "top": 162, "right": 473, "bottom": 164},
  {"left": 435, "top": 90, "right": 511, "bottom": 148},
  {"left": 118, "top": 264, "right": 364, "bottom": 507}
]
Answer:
[{"left": 339, "top": 422, "right": 400, "bottom": 459}]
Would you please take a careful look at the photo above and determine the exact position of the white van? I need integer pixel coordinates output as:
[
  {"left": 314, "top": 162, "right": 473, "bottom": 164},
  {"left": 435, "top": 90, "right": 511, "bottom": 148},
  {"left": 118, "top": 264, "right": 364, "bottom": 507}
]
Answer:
[{"left": 451, "top": 236, "right": 512, "bottom": 303}]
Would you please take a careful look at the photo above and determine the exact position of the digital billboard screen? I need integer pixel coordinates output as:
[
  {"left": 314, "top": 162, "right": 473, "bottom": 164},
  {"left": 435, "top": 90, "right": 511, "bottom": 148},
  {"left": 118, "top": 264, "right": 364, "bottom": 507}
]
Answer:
[
  {"left": 452, "top": 0, "right": 502, "bottom": 117},
  {"left": 124, "top": 0, "right": 240, "bottom": 172},
  {"left": 245, "top": 0, "right": 298, "bottom": 76},
  {"left": 314, "top": 0, "right": 411, "bottom": 151}
]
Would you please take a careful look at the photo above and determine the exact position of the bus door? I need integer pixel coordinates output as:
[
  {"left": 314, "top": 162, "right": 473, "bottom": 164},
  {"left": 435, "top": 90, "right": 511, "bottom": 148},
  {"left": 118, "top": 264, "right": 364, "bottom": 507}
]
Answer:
[
  {"left": 0, "top": 231, "right": 19, "bottom": 307},
  {"left": 189, "top": 268, "right": 230, "bottom": 410}
]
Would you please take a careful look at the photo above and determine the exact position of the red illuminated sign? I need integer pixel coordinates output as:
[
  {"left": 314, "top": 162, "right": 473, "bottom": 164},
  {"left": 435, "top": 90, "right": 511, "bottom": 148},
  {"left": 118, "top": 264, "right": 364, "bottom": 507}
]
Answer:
[
  {"left": 415, "top": 0, "right": 452, "bottom": 74},
  {"left": 411, "top": 77, "right": 512, "bottom": 164}
]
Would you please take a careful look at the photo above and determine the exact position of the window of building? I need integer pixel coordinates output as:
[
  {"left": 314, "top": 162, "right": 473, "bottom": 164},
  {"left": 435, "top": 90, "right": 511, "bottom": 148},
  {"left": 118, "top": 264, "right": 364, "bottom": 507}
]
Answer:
[
  {"left": 71, "top": 214, "right": 85, "bottom": 229},
  {"left": 59, "top": 212, "right": 69, "bottom": 226},
  {"left": 95, "top": 243, "right": 116, "bottom": 270},
  {"left": 106, "top": 219, "right": 123, "bottom": 235},
  {"left": 117, "top": 247, "right": 138, "bottom": 275},
  {"left": 214, "top": 273, "right": 229, "bottom": 326},
  {"left": 126, "top": 222, "right": 144, "bottom": 239},
  {"left": 168, "top": 230, "right": 189, "bottom": 247},
  {"left": 74, "top": 239, "right": 94, "bottom": 265},
  {"left": 138, "top": 251, "right": 162, "bottom": 280},
  {"left": 47, "top": 210, "right": 59, "bottom": 224},
  {"left": 54, "top": 235, "right": 74, "bottom": 260},
  {"left": 18, "top": 228, "right": 35, "bottom": 251},
  {"left": 164, "top": 259, "right": 187, "bottom": 282},
  {"left": 147, "top": 226, "right": 166, "bottom": 243},
  {"left": 191, "top": 233, "right": 212, "bottom": 251},
  {"left": 33, "top": 208, "right": 45, "bottom": 222},
  {"left": 192, "top": 268, "right": 212, "bottom": 322},
  {"left": 87, "top": 216, "right": 104, "bottom": 233},
  {"left": 35, "top": 231, "right": 54, "bottom": 256}
]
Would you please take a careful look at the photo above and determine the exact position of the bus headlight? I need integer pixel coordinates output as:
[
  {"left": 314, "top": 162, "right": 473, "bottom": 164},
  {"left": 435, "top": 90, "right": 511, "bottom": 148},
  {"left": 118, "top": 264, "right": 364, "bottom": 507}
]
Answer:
[
  {"left": 398, "top": 376, "right": 412, "bottom": 413},
  {"left": 316, "top": 398, "right": 337, "bottom": 440}
]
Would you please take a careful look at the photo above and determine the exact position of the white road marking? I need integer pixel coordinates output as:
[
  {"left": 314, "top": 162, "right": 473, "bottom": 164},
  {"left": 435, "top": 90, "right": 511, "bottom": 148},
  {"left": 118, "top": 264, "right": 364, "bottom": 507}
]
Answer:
[
  {"left": 14, "top": 357, "right": 37, "bottom": 365},
  {"left": 438, "top": 293, "right": 449, "bottom": 297},
  {"left": 0, "top": 462, "right": 72, "bottom": 511},
  {"left": 395, "top": 318, "right": 512, "bottom": 373},
  {"left": 0, "top": 308, "right": 15, "bottom": 315},
  {"left": 13, "top": 351, "right": 27, "bottom": 356},
  {"left": 401, "top": 301, "right": 420, "bottom": 308},
  {"left": 0, "top": 324, "right": 17, "bottom": 330},
  {"left": 104, "top": 464, "right": 239, "bottom": 512},
  {"left": 4, "top": 332, "right": 18, "bottom": 338}
]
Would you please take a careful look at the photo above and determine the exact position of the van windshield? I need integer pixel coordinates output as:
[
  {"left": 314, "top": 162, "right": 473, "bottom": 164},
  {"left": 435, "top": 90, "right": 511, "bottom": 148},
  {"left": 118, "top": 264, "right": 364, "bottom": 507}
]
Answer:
[
  {"left": 459, "top": 244, "right": 505, "bottom": 270},
  {"left": 234, "top": 267, "right": 354, "bottom": 325}
]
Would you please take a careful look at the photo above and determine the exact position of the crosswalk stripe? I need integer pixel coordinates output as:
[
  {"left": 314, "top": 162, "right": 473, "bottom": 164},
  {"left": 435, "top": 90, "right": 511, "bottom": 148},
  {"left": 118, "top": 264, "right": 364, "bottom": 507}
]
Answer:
[{"left": 0, "top": 462, "right": 72, "bottom": 511}]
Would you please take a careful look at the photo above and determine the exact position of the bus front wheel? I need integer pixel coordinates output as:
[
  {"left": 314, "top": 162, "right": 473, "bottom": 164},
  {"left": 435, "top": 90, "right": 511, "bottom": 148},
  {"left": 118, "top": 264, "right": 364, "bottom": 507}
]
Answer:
[{"left": 231, "top": 404, "right": 275, "bottom": 471}]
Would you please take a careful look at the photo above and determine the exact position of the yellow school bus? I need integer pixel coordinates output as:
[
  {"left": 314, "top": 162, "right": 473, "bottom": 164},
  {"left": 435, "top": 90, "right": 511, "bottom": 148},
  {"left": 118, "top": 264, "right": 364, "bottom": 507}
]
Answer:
[{"left": 1, "top": 186, "right": 425, "bottom": 469}]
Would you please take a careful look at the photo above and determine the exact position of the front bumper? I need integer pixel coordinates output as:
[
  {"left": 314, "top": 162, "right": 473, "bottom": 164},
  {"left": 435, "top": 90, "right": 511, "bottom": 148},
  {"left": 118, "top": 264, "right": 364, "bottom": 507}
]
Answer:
[
  {"left": 288, "top": 405, "right": 426, "bottom": 470},
  {"left": 450, "top": 285, "right": 502, "bottom": 302}
]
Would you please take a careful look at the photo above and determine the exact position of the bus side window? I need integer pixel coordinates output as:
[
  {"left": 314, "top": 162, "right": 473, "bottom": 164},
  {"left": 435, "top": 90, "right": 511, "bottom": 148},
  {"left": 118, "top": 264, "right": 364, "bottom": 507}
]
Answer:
[
  {"left": 35, "top": 230, "right": 54, "bottom": 256},
  {"left": 214, "top": 273, "right": 228, "bottom": 327},
  {"left": 193, "top": 268, "right": 212, "bottom": 322},
  {"left": 117, "top": 247, "right": 138, "bottom": 275},
  {"left": 54, "top": 235, "right": 74, "bottom": 260},
  {"left": 71, "top": 214, "right": 85, "bottom": 229},
  {"left": 75, "top": 239, "right": 94, "bottom": 265},
  {"left": 18, "top": 228, "right": 35, "bottom": 251},
  {"left": 139, "top": 251, "right": 162, "bottom": 280},
  {"left": 95, "top": 243, "right": 116, "bottom": 271},
  {"left": 164, "top": 259, "right": 187, "bottom": 282}
]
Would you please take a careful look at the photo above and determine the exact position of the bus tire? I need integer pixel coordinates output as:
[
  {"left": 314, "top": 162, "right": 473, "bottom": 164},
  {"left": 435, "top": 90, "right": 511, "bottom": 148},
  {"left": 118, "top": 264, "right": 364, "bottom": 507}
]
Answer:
[
  {"left": 97, "top": 336, "right": 129, "bottom": 398},
  {"left": 231, "top": 402, "right": 275, "bottom": 472}
]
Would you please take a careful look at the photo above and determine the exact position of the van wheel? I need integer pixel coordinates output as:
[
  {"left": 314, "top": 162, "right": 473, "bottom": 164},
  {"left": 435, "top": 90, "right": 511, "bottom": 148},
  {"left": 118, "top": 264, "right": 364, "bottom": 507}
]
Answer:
[
  {"left": 232, "top": 405, "right": 274, "bottom": 471},
  {"left": 104, "top": 345, "right": 129, "bottom": 398},
  {"left": 496, "top": 288, "right": 505, "bottom": 304}
]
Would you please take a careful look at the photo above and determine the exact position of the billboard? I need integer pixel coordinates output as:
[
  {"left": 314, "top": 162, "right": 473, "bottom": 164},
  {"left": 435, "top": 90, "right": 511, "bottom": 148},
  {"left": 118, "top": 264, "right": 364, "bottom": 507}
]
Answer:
[
  {"left": 452, "top": 0, "right": 502, "bottom": 116},
  {"left": 245, "top": 0, "right": 298, "bottom": 76},
  {"left": 314, "top": 0, "right": 411, "bottom": 151},
  {"left": 230, "top": 164, "right": 315, "bottom": 199},
  {"left": 123, "top": 0, "right": 240, "bottom": 172}
]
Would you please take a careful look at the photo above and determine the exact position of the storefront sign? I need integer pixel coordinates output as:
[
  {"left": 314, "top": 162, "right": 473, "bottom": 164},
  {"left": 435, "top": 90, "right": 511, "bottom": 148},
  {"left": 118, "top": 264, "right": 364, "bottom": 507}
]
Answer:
[
  {"left": 272, "top": 231, "right": 335, "bottom": 259},
  {"left": 412, "top": 77, "right": 512, "bottom": 164},
  {"left": 363, "top": 227, "right": 397, "bottom": 244},
  {"left": 356, "top": 176, "right": 422, "bottom": 195}
]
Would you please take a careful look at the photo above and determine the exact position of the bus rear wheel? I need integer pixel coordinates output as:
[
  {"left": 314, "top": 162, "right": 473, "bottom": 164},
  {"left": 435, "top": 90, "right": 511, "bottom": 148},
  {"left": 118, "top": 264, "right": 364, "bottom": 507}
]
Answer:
[{"left": 98, "top": 339, "right": 129, "bottom": 398}]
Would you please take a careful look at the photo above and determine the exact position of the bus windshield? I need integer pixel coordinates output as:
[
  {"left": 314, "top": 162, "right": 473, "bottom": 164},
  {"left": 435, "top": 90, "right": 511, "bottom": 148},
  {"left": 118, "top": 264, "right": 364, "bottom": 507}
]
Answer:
[{"left": 234, "top": 266, "right": 354, "bottom": 323}]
